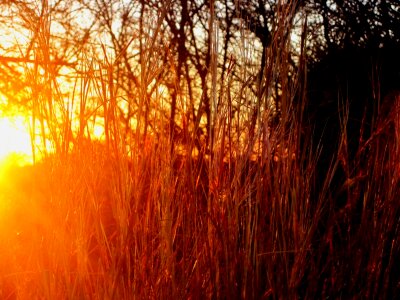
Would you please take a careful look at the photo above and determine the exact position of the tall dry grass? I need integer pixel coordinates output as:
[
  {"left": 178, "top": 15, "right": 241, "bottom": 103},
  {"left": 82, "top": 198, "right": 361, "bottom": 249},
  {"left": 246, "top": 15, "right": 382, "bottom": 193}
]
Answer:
[{"left": 0, "top": 1, "right": 399, "bottom": 299}]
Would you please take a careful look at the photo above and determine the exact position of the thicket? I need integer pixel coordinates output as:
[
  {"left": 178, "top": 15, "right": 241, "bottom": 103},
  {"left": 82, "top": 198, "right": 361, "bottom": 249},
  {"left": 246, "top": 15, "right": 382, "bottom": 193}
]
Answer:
[{"left": 0, "top": 0, "right": 399, "bottom": 298}]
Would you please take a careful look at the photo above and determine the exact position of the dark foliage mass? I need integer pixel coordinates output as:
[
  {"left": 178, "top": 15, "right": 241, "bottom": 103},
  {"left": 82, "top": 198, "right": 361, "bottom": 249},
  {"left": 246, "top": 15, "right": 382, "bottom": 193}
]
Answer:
[
  {"left": 307, "top": 44, "right": 400, "bottom": 184},
  {"left": 305, "top": 0, "right": 400, "bottom": 190},
  {"left": 305, "top": 44, "right": 400, "bottom": 298},
  {"left": 303, "top": 2, "right": 400, "bottom": 297}
]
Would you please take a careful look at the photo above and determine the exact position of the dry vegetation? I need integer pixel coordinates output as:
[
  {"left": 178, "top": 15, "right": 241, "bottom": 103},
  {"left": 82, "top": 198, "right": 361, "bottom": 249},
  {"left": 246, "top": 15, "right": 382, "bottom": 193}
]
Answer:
[{"left": 0, "top": 0, "right": 399, "bottom": 299}]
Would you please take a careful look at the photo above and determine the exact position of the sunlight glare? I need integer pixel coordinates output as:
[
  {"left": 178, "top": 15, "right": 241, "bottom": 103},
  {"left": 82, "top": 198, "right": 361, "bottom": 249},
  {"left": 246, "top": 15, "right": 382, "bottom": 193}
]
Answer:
[
  {"left": 93, "top": 122, "right": 105, "bottom": 139},
  {"left": 0, "top": 116, "right": 33, "bottom": 168}
]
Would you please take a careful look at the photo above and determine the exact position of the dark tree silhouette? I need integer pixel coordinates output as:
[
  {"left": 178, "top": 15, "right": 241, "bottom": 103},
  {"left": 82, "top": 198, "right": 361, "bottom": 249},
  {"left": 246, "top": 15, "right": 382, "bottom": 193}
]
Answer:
[
  {"left": 306, "top": 0, "right": 400, "bottom": 183},
  {"left": 310, "top": 0, "right": 400, "bottom": 52}
]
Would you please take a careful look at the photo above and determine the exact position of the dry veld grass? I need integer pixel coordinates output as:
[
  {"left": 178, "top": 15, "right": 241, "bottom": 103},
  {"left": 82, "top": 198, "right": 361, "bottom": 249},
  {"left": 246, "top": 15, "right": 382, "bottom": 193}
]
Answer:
[{"left": 0, "top": 1, "right": 399, "bottom": 299}]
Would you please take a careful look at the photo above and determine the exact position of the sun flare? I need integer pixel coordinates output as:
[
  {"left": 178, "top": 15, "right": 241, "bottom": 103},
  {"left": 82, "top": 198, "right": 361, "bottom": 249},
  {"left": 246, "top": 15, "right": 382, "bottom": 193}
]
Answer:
[{"left": 0, "top": 116, "right": 33, "bottom": 168}]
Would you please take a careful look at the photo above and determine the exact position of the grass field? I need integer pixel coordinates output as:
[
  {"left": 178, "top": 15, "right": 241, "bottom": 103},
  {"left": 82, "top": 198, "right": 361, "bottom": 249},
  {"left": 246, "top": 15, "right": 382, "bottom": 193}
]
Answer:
[{"left": 0, "top": 1, "right": 399, "bottom": 299}]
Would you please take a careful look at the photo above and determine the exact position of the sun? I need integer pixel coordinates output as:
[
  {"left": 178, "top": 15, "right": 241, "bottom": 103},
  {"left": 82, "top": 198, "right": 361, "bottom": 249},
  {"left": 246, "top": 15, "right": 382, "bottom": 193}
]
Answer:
[{"left": 0, "top": 116, "right": 33, "bottom": 168}]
